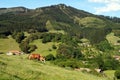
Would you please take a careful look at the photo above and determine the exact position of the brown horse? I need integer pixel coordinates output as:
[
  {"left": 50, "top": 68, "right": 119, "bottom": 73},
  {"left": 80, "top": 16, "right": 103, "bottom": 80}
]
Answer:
[
  {"left": 28, "top": 54, "right": 40, "bottom": 61},
  {"left": 28, "top": 53, "right": 45, "bottom": 63}
]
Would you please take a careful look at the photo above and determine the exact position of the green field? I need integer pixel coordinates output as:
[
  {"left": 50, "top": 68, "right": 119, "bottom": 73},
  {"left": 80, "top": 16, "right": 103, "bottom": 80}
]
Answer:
[
  {"left": 30, "top": 39, "right": 59, "bottom": 56},
  {"left": 104, "top": 70, "right": 115, "bottom": 79},
  {"left": 0, "top": 54, "right": 111, "bottom": 80},
  {"left": 0, "top": 36, "right": 20, "bottom": 53},
  {"left": 106, "top": 32, "right": 120, "bottom": 45},
  {"left": 0, "top": 34, "right": 116, "bottom": 80}
]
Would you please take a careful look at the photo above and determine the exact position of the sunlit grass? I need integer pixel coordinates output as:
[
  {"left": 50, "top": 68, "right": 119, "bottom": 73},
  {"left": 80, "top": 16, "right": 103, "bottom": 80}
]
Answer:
[
  {"left": 0, "top": 54, "right": 110, "bottom": 80},
  {"left": 106, "top": 32, "right": 120, "bottom": 45},
  {"left": 48, "top": 30, "right": 65, "bottom": 34},
  {"left": 0, "top": 36, "right": 20, "bottom": 53},
  {"left": 30, "top": 39, "right": 59, "bottom": 56},
  {"left": 104, "top": 70, "right": 115, "bottom": 79}
]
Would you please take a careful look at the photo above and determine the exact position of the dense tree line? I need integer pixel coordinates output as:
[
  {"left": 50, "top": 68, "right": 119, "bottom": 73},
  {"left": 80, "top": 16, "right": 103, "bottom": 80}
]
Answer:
[
  {"left": 96, "top": 40, "right": 114, "bottom": 52},
  {"left": 0, "top": 4, "right": 117, "bottom": 45},
  {"left": 81, "top": 27, "right": 112, "bottom": 44},
  {"left": 12, "top": 32, "right": 25, "bottom": 43},
  {"left": 0, "top": 12, "right": 48, "bottom": 36},
  {"left": 94, "top": 54, "right": 120, "bottom": 71},
  {"left": 19, "top": 32, "right": 63, "bottom": 53},
  {"left": 56, "top": 43, "right": 82, "bottom": 59},
  {"left": 113, "top": 30, "right": 120, "bottom": 37},
  {"left": 99, "top": 15, "right": 120, "bottom": 23}
]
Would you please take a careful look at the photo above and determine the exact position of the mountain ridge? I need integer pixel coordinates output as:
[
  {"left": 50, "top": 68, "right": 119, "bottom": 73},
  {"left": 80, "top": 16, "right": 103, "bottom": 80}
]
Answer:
[{"left": 0, "top": 4, "right": 120, "bottom": 44}]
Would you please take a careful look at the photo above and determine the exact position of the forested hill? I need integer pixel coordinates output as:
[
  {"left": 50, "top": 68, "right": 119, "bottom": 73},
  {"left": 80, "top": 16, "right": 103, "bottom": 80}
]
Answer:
[{"left": 0, "top": 4, "right": 120, "bottom": 44}]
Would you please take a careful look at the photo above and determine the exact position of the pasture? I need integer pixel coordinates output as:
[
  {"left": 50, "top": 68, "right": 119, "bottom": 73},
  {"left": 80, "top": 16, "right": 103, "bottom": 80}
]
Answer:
[
  {"left": 0, "top": 33, "right": 117, "bottom": 80},
  {"left": 104, "top": 70, "right": 115, "bottom": 80},
  {"left": 106, "top": 32, "right": 120, "bottom": 45},
  {"left": 30, "top": 39, "right": 59, "bottom": 56},
  {"left": 0, "top": 54, "right": 111, "bottom": 80},
  {"left": 0, "top": 36, "right": 20, "bottom": 53}
]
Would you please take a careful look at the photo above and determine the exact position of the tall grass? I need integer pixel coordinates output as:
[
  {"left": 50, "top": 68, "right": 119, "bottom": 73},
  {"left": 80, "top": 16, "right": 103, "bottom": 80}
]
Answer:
[
  {"left": 104, "top": 70, "right": 115, "bottom": 80},
  {"left": 106, "top": 32, "right": 120, "bottom": 45},
  {"left": 0, "top": 54, "right": 110, "bottom": 80},
  {"left": 30, "top": 39, "right": 59, "bottom": 56},
  {"left": 0, "top": 36, "right": 20, "bottom": 53}
]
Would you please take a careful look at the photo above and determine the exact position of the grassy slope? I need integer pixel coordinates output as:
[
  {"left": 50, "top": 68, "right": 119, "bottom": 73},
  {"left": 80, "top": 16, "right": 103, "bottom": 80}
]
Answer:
[
  {"left": 104, "top": 70, "right": 115, "bottom": 79},
  {"left": 0, "top": 36, "right": 20, "bottom": 53},
  {"left": 79, "top": 17, "right": 106, "bottom": 28},
  {"left": 106, "top": 32, "right": 120, "bottom": 45},
  {"left": 106, "top": 32, "right": 120, "bottom": 54},
  {"left": 30, "top": 39, "right": 59, "bottom": 56},
  {"left": 0, "top": 33, "right": 116, "bottom": 80},
  {"left": 0, "top": 54, "right": 110, "bottom": 80}
]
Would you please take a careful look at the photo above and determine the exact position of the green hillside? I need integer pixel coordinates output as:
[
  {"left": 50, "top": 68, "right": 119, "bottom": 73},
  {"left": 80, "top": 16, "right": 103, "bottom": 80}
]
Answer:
[
  {"left": 106, "top": 32, "right": 120, "bottom": 45},
  {"left": 0, "top": 4, "right": 119, "bottom": 44},
  {"left": 30, "top": 39, "right": 59, "bottom": 56},
  {"left": 80, "top": 17, "right": 106, "bottom": 28},
  {"left": 0, "top": 36, "right": 20, "bottom": 53},
  {"left": 0, "top": 54, "right": 110, "bottom": 80},
  {"left": 0, "top": 4, "right": 120, "bottom": 80}
]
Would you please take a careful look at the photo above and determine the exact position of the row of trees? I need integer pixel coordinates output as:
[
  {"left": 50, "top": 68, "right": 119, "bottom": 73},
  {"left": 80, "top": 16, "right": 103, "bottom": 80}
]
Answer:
[
  {"left": 96, "top": 40, "right": 114, "bottom": 52},
  {"left": 80, "top": 27, "right": 112, "bottom": 44},
  {"left": 11, "top": 31, "right": 117, "bottom": 66},
  {"left": 12, "top": 32, "right": 38, "bottom": 53},
  {"left": 18, "top": 32, "right": 63, "bottom": 53},
  {"left": 8, "top": 29, "right": 120, "bottom": 78}
]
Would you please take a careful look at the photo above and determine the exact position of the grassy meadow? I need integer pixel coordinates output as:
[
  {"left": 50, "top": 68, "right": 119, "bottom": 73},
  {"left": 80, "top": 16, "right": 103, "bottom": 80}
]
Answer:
[
  {"left": 0, "top": 34, "right": 116, "bottom": 80},
  {"left": 0, "top": 36, "right": 20, "bottom": 53},
  {"left": 106, "top": 32, "right": 120, "bottom": 45},
  {"left": 30, "top": 39, "right": 59, "bottom": 56},
  {"left": 104, "top": 70, "right": 115, "bottom": 79},
  {"left": 106, "top": 32, "right": 120, "bottom": 54},
  {"left": 0, "top": 54, "right": 111, "bottom": 80}
]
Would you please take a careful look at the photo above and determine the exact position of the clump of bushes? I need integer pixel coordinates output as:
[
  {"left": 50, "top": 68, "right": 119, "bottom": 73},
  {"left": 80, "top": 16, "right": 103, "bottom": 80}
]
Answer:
[
  {"left": 45, "top": 54, "right": 55, "bottom": 61},
  {"left": 12, "top": 32, "right": 25, "bottom": 43},
  {"left": 52, "top": 44, "right": 57, "bottom": 49},
  {"left": 0, "top": 52, "right": 4, "bottom": 54},
  {"left": 115, "top": 70, "right": 120, "bottom": 79},
  {"left": 53, "top": 59, "right": 83, "bottom": 69},
  {"left": 96, "top": 40, "right": 114, "bottom": 52}
]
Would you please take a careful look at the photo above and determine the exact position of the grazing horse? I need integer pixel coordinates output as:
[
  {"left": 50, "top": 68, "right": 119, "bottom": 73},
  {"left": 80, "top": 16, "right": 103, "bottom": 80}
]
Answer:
[
  {"left": 28, "top": 54, "right": 40, "bottom": 61},
  {"left": 28, "top": 54, "right": 45, "bottom": 63}
]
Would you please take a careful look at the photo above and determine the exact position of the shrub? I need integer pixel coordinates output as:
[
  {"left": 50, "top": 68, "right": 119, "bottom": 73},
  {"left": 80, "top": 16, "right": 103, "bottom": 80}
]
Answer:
[
  {"left": 28, "top": 45, "right": 37, "bottom": 53},
  {"left": 52, "top": 44, "right": 57, "bottom": 49},
  {"left": 65, "top": 60, "right": 80, "bottom": 68},
  {"left": 94, "top": 54, "right": 120, "bottom": 71},
  {"left": 117, "top": 40, "right": 120, "bottom": 43},
  {"left": 56, "top": 44, "right": 82, "bottom": 59},
  {"left": 19, "top": 41, "right": 29, "bottom": 53},
  {"left": 96, "top": 40, "right": 114, "bottom": 52},
  {"left": 48, "top": 48, "right": 52, "bottom": 51},
  {"left": 0, "top": 52, "right": 4, "bottom": 54},
  {"left": 12, "top": 32, "right": 25, "bottom": 43},
  {"left": 45, "top": 54, "right": 55, "bottom": 61},
  {"left": 0, "top": 34, "right": 7, "bottom": 38},
  {"left": 53, "top": 59, "right": 82, "bottom": 69},
  {"left": 89, "top": 69, "right": 101, "bottom": 76},
  {"left": 115, "top": 70, "right": 120, "bottom": 79}
]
